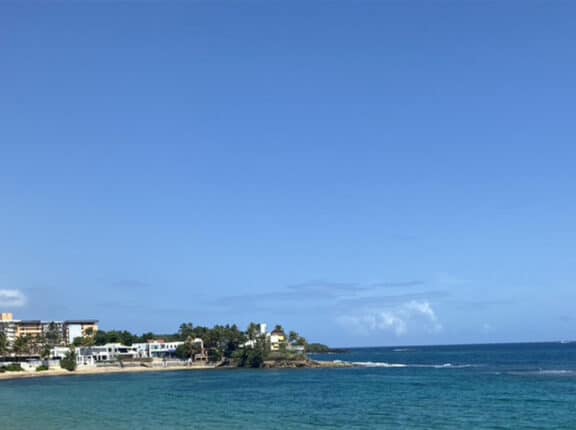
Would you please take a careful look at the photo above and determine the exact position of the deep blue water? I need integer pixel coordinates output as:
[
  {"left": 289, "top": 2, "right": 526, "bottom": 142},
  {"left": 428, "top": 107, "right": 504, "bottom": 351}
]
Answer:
[{"left": 1, "top": 343, "right": 576, "bottom": 429}]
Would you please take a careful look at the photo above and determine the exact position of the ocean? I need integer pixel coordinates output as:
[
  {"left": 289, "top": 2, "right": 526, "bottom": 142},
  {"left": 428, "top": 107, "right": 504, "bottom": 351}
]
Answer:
[{"left": 1, "top": 342, "right": 575, "bottom": 429}]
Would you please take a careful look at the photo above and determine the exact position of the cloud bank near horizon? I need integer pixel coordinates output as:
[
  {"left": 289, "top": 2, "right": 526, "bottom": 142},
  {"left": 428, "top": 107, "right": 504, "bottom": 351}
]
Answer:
[
  {"left": 0, "top": 289, "right": 27, "bottom": 308},
  {"left": 338, "top": 300, "right": 443, "bottom": 336}
]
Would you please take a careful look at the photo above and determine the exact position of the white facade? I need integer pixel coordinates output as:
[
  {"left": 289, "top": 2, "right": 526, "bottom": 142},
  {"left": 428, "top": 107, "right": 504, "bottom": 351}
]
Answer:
[
  {"left": 66, "top": 324, "right": 83, "bottom": 344},
  {"left": 50, "top": 343, "right": 140, "bottom": 366},
  {"left": 82, "top": 343, "right": 139, "bottom": 361},
  {"left": 133, "top": 341, "right": 185, "bottom": 359},
  {"left": 0, "top": 321, "right": 18, "bottom": 346},
  {"left": 50, "top": 346, "right": 71, "bottom": 360}
]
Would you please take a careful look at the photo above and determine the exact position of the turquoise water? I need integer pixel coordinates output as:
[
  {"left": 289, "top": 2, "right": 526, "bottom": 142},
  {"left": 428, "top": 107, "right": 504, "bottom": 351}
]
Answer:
[{"left": 1, "top": 343, "right": 576, "bottom": 429}]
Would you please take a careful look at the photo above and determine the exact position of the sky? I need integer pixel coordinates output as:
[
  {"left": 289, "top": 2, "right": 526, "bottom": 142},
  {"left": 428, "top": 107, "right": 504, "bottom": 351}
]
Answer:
[{"left": 1, "top": 1, "right": 575, "bottom": 347}]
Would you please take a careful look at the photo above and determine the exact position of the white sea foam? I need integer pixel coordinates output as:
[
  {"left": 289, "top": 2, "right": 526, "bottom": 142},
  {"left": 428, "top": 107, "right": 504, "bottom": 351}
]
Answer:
[
  {"left": 319, "top": 360, "right": 477, "bottom": 369},
  {"left": 506, "top": 369, "right": 576, "bottom": 377},
  {"left": 352, "top": 362, "right": 407, "bottom": 368},
  {"left": 537, "top": 369, "right": 575, "bottom": 375}
]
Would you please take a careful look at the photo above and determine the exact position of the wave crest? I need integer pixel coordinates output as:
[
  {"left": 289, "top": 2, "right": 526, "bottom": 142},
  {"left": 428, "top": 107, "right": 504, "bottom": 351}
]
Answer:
[{"left": 323, "top": 360, "right": 477, "bottom": 369}]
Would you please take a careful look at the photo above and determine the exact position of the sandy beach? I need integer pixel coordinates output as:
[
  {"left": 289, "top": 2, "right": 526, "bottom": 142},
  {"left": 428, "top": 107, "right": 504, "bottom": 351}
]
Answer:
[{"left": 0, "top": 364, "right": 217, "bottom": 381}]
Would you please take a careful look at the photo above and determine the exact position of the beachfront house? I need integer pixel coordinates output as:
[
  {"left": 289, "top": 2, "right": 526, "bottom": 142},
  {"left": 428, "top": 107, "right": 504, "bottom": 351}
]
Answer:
[
  {"left": 82, "top": 343, "right": 139, "bottom": 362},
  {"left": 287, "top": 344, "right": 305, "bottom": 353},
  {"left": 269, "top": 329, "right": 287, "bottom": 352},
  {"left": 133, "top": 340, "right": 185, "bottom": 359},
  {"left": 51, "top": 343, "right": 140, "bottom": 366}
]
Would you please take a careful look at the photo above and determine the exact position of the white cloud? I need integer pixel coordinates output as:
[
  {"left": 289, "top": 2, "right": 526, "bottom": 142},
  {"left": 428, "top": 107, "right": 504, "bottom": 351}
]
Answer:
[
  {"left": 339, "top": 300, "right": 442, "bottom": 336},
  {"left": 0, "top": 289, "right": 27, "bottom": 308}
]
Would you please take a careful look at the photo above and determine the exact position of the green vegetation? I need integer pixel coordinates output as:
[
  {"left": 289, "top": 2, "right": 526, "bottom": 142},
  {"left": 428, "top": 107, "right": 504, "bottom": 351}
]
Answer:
[
  {"left": 0, "top": 363, "right": 24, "bottom": 372},
  {"left": 0, "top": 332, "right": 7, "bottom": 356},
  {"left": 175, "top": 339, "right": 203, "bottom": 360},
  {"left": 234, "top": 344, "right": 266, "bottom": 368},
  {"left": 306, "top": 343, "right": 347, "bottom": 354},
  {"left": 306, "top": 343, "right": 331, "bottom": 353},
  {"left": 36, "top": 364, "right": 49, "bottom": 372},
  {"left": 12, "top": 335, "right": 34, "bottom": 356},
  {"left": 178, "top": 323, "right": 245, "bottom": 359},
  {"left": 44, "top": 322, "right": 63, "bottom": 346},
  {"left": 60, "top": 349, "right": 77, "bottom": 371},
  {"left": 0, "top": 320, "right": 333, "bottom": 370},
  {"left": 76, "top": 329, "right": 158, "bottom": 347}
]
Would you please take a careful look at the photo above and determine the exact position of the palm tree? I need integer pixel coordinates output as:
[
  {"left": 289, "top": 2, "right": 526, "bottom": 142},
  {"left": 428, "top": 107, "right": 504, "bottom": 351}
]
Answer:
[
  {"left": 0, "top": 332, "right": 8, "bottom": 357},
  {"left": 45, "top": 322, "right": 63, "bottom": 347},
  {"left": 288, "top": 331, "right": 299, "bottom": 343},
  {"left": 247, "top": 322, "right": 261, "bottom": 340},
  {"left": 13, "top": 335, "right": 33, "bottom": 356}
]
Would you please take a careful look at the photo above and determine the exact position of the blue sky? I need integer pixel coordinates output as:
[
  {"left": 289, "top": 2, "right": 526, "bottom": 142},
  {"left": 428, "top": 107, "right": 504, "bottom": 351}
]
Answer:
[{"left": 1, "top": 1, "right": 575, "bottom": 347}]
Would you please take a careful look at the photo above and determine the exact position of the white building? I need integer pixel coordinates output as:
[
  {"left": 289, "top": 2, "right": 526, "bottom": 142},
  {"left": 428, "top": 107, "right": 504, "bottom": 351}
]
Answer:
[
  {"left": 133, "top": 340, "right": 185, "bottom": 359},
  {"left": 64, "top": 320, "right": 99, "bottom": 344},
  {"left": 0, "top": 313, "right": 18, "bottom": 346},
  {"left": 82, "top": 343, "right": 139, "bottom": 362},
  {"left": 51, "top": 343, "right": 139, "bottom": 366}
]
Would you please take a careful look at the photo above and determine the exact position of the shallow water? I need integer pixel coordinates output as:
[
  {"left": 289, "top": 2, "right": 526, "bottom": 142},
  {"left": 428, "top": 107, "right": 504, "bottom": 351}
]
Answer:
[{"left": 1, "top": 343, "right": 575, "bottom": 429}]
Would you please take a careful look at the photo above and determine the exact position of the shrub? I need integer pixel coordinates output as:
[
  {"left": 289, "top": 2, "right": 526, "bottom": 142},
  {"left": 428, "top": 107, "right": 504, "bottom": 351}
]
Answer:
[
  {"left": 207, "top": 349, "right": 223, "bottom": 362},
  {"left": 1, "top": 363, "right": 24, "bottom": 372},
  {"left": 36, "top": 365, "right": 50, "bottom": 372},
  {"left": 60, "top": 350, "right": 77, "bottom": 371},
  {"left": 234, "top": 347, "right": 266, "bottom": 368}
]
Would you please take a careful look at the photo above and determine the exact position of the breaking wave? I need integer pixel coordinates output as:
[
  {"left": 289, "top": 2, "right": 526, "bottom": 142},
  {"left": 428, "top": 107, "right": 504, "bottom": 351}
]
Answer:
[
  {"left": 533, "top": 369, "right": 576, "bottom": 376},
  {"left": 326, "top": 360, "right": 477, "bottom": 369}
]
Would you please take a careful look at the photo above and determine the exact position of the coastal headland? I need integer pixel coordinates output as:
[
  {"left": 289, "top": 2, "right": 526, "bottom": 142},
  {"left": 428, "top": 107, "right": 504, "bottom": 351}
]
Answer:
[{"left": 1, "top": 315, "right": 350, "bottom": 382}]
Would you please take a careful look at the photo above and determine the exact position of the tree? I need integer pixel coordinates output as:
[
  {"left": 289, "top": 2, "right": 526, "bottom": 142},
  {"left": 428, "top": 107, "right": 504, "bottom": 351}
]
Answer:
[
  {"left": 179, "top": 323, "right": 196, "bottom": 340},
  {"left": 35, "top": 335, "right": 52, "bottom": 361},
  {"left": 93, "top": 330, "right": 109, "bottom": 345},
  {"left": 288, "top": 331, "right": 308, "bottom": 347},
  {"left": 247, "top": 322, "right": 261, "bottom": 340},
  {"left": 306, "top": 343, "right": 331, "bottom": 353},
  {"left": 60, "top": 348, "right": 77, "bottom": 371},
  {"left": 141, "top": 332, "right": 156, "bottom": 342},
  {"left": 0, "top": 332, "right": 7, "bottom": 357},
  {"left": 13, "top": 335, "right": 33, "bottom": 356},
  {"left": 175, "top": 340, "right": 202, "bottom": 360},
  {"left": 92, "top": 330, "right": 139, "bottom": 346},
  {"left": 234, "top": 335, "right": 267, "bottom": 368},
  {"left": 207, "top": 348, "right": 223, "bottom": 362},
  {"left": 45, "top": 322, "right": 63, "bottom": 347}
]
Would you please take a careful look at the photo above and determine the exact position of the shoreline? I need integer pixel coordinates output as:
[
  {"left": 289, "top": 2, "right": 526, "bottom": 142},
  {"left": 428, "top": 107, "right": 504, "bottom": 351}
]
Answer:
[
  {"left": 0, "top": 364, "right": 218, "bottom": 382},
  {"left": 0, "top": 360, "right": 351, "bottom": 382}
]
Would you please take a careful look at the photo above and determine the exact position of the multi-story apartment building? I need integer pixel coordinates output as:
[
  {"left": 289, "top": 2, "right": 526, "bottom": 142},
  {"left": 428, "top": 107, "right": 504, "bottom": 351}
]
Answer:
[
  {"left": 16, "top": 320, "right": 43, "bottom": 338},
  {"left": 0, "top": 313, "right": 18, "bottom": 346},
  {"left": 0, "top": 314, "right": 99, "bottom": 347}
]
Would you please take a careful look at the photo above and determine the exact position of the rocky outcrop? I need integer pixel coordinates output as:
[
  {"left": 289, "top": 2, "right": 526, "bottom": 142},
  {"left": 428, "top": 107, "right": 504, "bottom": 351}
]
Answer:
[{"left": 262, "top": 359, "right": 352, "bottom": 369}]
